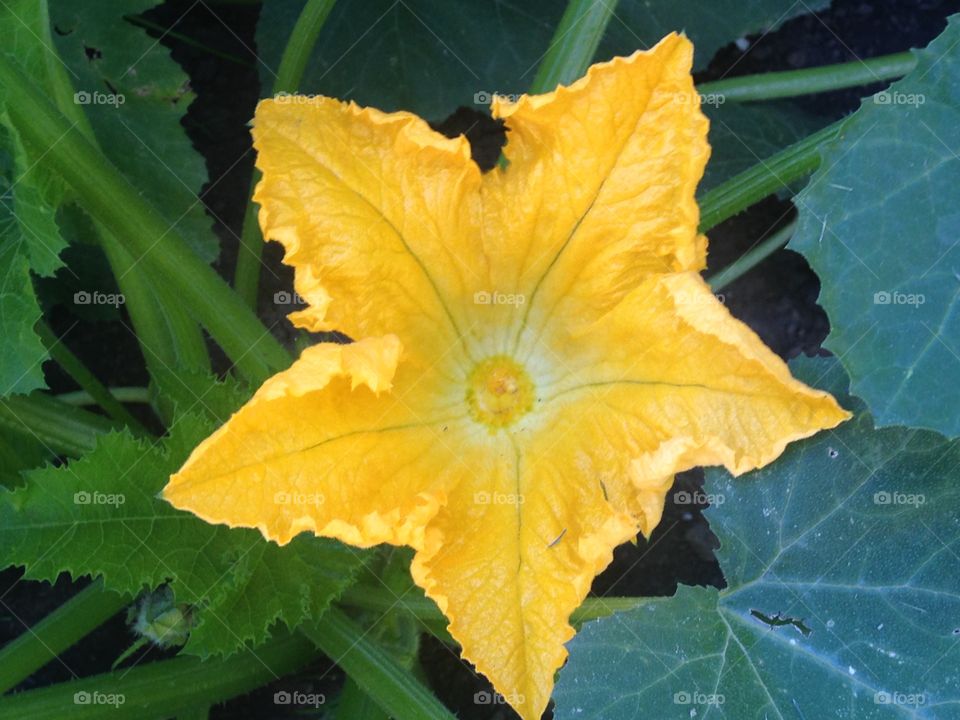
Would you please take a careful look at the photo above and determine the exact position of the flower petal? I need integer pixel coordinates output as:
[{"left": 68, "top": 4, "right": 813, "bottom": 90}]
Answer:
[
  {"left": 479, "top": 33, "right": 709, "bottom": 350},
  {"left": 253, "top": 98, "right": 486, "bottom": 369},
  {"left": 536, "top": 272, "right": 851, "bottom": 484},
  {"left": 163, "top": 337, "right": 467, "bottom": 547},
  {"left": 412, "top": 434, "right": 639, "bottom": 720}
]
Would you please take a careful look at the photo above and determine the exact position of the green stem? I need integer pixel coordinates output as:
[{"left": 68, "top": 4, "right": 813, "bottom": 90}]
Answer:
[
  {"left": 234, "top": 0, "right": 338, "bottom": 308},
  {"left": 0, "top": 631, "right": 315, "bottom": 720},
  {"left": 0, "top": 56, "right": 291, "bottom": 384},
  {"left": 335, "top": 677, "right": 390, "bottom": 720},
  {"left": 699, "top": 120, "right": 841, "bottom": 232},
  {"left": 529, "top": 0, "right": 618, "bottom": 93},
  {"left": 0, "top": 581, "right": 131, "bottom": 695},
  {"left": 55, "top": 387, "right": 151, "bottom": 407},
  {"left": 0, "top": 394, "right": 114, "bottom": 457},
  {"left": 36, "top": 3, "right": 212, "bottom": 381},
  {"left": 697, "top": 51, "right": 915, "bottom": 103},
  {"left": 36, "top": 324, "right": 149, "bottom": 435},
  {"left": 707, "top": 221, "right": 796, "bottom": 291},
  {"left": 302, "top": 608, "right": 455, "bottom": 720}
]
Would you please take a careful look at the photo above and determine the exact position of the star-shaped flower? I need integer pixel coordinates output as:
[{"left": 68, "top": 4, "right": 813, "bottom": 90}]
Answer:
[{"left": 164, "top": 34, "right": 849, "bottom": 719}]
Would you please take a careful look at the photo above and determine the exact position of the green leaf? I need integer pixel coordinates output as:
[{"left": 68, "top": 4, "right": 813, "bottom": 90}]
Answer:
[
  {"left": 50, "top": 0, "right": 217, "bottom": 261},
  {"left": 256, "top": 0, "right": 828, "bottom": 120},
  {"left": 790, "top": 15, "right": 960, "bottom": 438},
  {"left": 554, "top": 357, "right": 960, "bottom": 719},
  {"left": 0, "top": 401, "right": 366, "bottom": 657}
]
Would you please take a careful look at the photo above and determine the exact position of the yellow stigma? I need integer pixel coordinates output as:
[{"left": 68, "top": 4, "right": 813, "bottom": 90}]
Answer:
[{"left": 467, "top": 355, "right": 534, "bottom": 429}]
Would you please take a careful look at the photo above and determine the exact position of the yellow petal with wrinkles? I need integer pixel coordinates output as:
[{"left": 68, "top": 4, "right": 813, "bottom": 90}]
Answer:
[
  {"left": 480, "top": 33, "right": 710, "bottom": 351},
  {"left": 252, "top": 98, "right": 485, "bottom": 369}
]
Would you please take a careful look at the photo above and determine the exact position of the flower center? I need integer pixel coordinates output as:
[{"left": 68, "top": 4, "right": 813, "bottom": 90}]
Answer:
[{"left": 467, "top": 355, "right": 534, "bottom": 429}]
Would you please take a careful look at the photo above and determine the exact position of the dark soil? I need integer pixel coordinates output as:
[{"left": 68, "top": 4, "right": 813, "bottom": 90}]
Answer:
[{"left": 4, "top": 1, "right": 959, "bottom": 718}]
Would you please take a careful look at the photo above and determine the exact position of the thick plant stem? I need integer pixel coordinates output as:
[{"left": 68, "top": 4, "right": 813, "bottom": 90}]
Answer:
[
  {"left": 698, "top": 51, "right": 915, "bottom": 103},
  {"left": 0, "top": 394, "right": 115, "bottom": 457},
  {"left": 234, "top": 0, "right": 338, "bottom": 308},
  {"left": 0, "top": 57, "right": 291, "bottom": 384},
  {"left": 36, "top": 2, "right": 211, "bottom": 382},
  {"left": 699, "top": 120, "right": 842, "bottom": 232},
  {"left": 36, "top": 324, "right": 148, "bottom": 435},
  {"left": 708, "top": 221, "right": 797, "bottom": 291},
  {"left": 302, "top": 608, "right": 455, "bottom": 720},
  {"left": 0, "top": 581, "right": 131, "bottom": 695},
  {"left": 0, "top": 631, "right": 315, "bottom": 720},
  {"left": 56, "top": 388, "right": 151, "bottom": 407},
  {"left": 530, "top": 0, "right": 618, "bottom": 93}
]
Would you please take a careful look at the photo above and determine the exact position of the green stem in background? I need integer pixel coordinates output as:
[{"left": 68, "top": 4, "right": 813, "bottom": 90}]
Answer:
[
  {"left": 234, "top": 0, "right": 338, "bottom": 308},
  {"left": 0, "top": 581, "right": 131, "bottom": 695},
  {"left": 56, "top": 387, "right": 151, "bottom": 407},
  {"left": 529, "top": 0, "right": 619, "bottom": 93},
  {"left": 302, "top": 608, "right": 456, "bottom": 720},
  {"left": 707, "top": 221, "right": 797, "bottom": 291},
  {"left": 334, "top": 677, "right": 390, "bottom": 720},
  {"left": 699, "top": 119, "right": 842, "bottom": 232},
  {"left": 698, "top": 51, "right": 915, "bottom": 103},
  {"left": 0, "top": 394, "right": 115, "bottom": 457},
  {"left": 0, "top": 631, "right": 315, "bottom": 720},
  {"left": 0, "top": 57, "right": 291, "bottom": 384},
  {"left": 36, "top": 324, "right": 149, "bottom": 435}
]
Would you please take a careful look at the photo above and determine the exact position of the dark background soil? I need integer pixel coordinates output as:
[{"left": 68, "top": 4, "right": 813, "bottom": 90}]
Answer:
[{"left": 4, "top": 1, "right": 960, "bottom": 718}]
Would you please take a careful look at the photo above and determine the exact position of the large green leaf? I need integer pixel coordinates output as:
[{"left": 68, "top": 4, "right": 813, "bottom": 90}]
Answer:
[
  {"left": 790, "top": 15, "right": 960, "bottom": 437},
  {"left": 554, "top": 357, "right": 960, "bottom": 719},
  {"left": 256, "top": 0, "right": 829, "bottom": 120},
  {"left": 50, "top": 0, "right": 217, "bottom": 261},
  {"left": 0, "top": 381, "right": 366, "bottom": 657}
]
